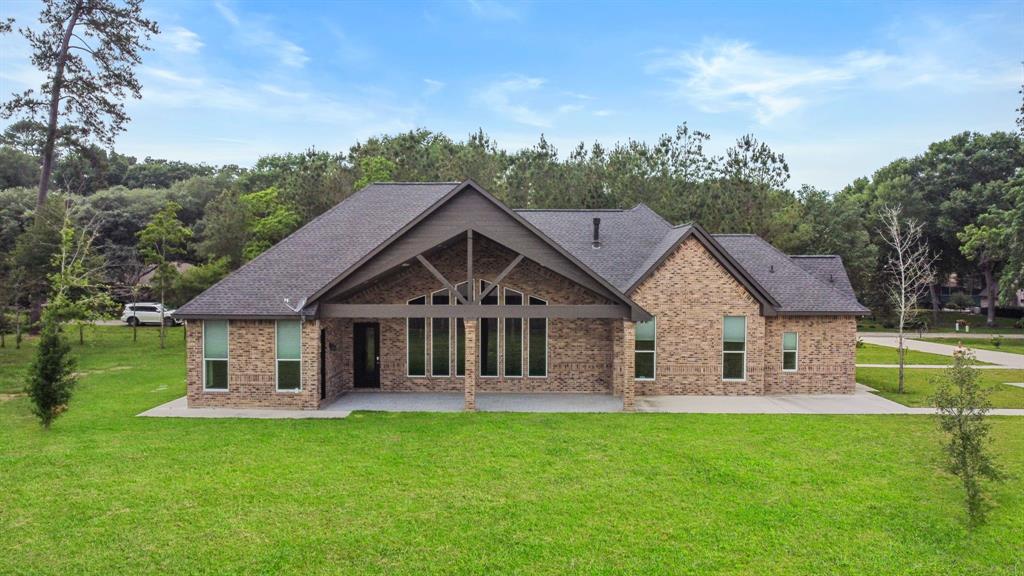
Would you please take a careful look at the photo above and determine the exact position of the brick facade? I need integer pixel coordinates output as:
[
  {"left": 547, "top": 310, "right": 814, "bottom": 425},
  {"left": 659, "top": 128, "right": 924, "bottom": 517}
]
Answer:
[{"left": 185, "top": 235, "right": 857, "bottom": 410}]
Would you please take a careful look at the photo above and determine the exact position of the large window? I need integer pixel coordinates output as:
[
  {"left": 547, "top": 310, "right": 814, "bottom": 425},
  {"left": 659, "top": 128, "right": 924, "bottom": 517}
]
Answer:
[
  {"left": 431, "top": 289, "right": 450, "bottom": 376},
  {"left": 455, "top": 282, "right": 469, "bottom": 377},
  {"left": 723, "top": 316, "right": 746, "bottom": 380},
  {"left": 407, "top": 295, "right": 426, "bottom": 376},
  {"left": 203, "top": 320, "right": 228, "bottom": 390},
  {"left": 635, "top": 318, "right": 656, "bottom": 380},
  {"left": 276, "top": 320, "right": 302, "bottom": 391},
  {"left": 503, "top": 288, "right": 523, "bottom": 377},
  {"left": 479, "top": 281, "right": 498, "bottom": 377},
  {"left": 528, "top": 296, "right": 547, "bottom": 377},
  {"left": 782, "top": 332, "right": 798, "bottom": 372}
]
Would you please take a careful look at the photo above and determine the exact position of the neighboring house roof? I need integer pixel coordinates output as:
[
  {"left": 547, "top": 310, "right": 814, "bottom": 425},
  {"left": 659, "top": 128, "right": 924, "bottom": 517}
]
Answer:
[
  {"left": 176, "top": 180, "right": 868, "bottom": 318},
  {"left": 140, "top": 261, "right": 193, "bottom": 286},
  {"left": 713, "top": 235, "right": 869, "bottom": 314}
]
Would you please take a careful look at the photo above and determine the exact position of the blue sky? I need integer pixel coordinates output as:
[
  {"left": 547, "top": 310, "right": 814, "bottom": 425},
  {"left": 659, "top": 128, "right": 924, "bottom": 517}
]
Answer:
[{"left": 1, "top": 0, "right": 1022, "bottom": 190}]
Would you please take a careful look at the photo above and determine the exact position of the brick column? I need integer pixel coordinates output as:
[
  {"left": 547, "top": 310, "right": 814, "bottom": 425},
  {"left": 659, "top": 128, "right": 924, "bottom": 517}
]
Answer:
[
  {"left": 464, "top": 318, "right": 477, "bottom": 411},
  {"left": 622, "top": 320, "right": 636, "bottom": 412}
]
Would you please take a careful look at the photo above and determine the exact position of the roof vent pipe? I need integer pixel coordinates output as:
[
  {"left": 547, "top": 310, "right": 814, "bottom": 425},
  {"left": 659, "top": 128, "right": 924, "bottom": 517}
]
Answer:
[
  {"left": 592, "top": 217, "right": 601, "bottom": 248},
  {"left": 769, "top": 264, "right": 775, "bottom": 273}
]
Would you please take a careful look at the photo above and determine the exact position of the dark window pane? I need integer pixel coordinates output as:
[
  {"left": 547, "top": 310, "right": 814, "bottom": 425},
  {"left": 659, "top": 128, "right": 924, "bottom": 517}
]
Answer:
[
  {"left": 636, "top": 340, "right": 656, "bottom": 352},
  {"left": 480, "top": 281, "right": 498, "bottom": 305},
  {"left": 528, "top": 318, "right": 546, "bottom": 377},
  {"left": 432, "top": 291, "right": 449, "bottom": 305},
  {"left": 480, "top": 318, "right": 498, "bottom": 376},
  {"left": 723, "top": 352, "right": 745, "bottom": 380},
  {"left": 504, "top": 290, "right": 523, "bottom": 306},
  {"left": 783, "top": 351, "right": 797, "bottom": 371},
  {"left": 205, "top": 359, "right": 228, "bottom": 389},
  {"left": 456, "top": 319, "right": 465, "bottom": 376},
  {"left": 635, "top": 352, "right": 655, "bottom": 379},
  {"left": 408, "top": 318, "right": 426, "bottom": 376},
  {"left": 278, "top": 360, "right": 301, "bottom": 390},
  {"left": 724, "top": 341, "right": 745, "bottom": 352},
  {"left": 504, "top": 318, "right": 522, "bottom": 376},
  {"left": 432, "top": 318, "right": 450, "bottom": 376}
]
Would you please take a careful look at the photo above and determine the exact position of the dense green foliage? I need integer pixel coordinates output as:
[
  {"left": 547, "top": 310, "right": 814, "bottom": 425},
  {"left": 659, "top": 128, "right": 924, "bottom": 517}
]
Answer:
[
  {"left": 22, "top": 318, "right": 74, "bottom": 428},
  {"left": 1, "top": 326, "right": 1023, "bottom": 574}
]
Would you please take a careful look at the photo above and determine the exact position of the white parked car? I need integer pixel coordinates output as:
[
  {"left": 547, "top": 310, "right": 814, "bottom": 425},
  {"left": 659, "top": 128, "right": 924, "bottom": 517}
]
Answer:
[{"left": 120, "top": 302, "right": 181, "bottom": 326}]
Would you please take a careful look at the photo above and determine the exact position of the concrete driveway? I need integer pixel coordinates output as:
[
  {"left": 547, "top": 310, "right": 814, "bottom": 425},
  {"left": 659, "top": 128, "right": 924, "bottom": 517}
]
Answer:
[{"left": 860, "top": 336, "right": 1024, "bottom": 368}]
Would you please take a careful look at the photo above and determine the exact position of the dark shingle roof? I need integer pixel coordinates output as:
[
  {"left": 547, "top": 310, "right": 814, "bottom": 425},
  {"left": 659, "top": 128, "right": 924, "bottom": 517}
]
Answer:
[
  {"left": 177, "top": 181, "right": 867, "bottom": 317},
  {"left": 712, "top": 235, "right": 869, "bottom": 314},
  {"left": 174, "top": 182, "right": 460, "bottom": 317}
]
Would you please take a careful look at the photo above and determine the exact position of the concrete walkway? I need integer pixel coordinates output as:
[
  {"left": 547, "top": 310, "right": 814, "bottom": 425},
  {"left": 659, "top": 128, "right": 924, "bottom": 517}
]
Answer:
[
  {"left": 860, "top": 332, "right": 1024, "bottom": 339},
  {"left": 860, "top": 336, "right": 1024, "bottom": 368},
  {"left": 139, "top": 396, "right": 353, "bottom": 419}
]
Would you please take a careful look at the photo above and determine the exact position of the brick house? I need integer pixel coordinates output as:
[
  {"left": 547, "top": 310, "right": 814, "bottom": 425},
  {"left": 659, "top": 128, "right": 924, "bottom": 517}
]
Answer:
[{"left": 174, "top": 180, "right": 868, "bottom": 411}]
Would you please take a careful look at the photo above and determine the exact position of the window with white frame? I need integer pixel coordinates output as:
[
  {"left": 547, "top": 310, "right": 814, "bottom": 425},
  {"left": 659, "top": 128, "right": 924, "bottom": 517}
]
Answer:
[
  {"left": 527, "top": 296, "right": 547, "bottom": 377},
  {"left": 503, "top": 288, "right": 523, "bottom": 377},
  {"left": 276, "top": 320, "right": 302, "bottom": 391},
  {"left": 431, "top": 289, "right": 450, "bottom": 376},
  {"left": 479, "top": 280, "right": 499, "bottom": 377},
  {"left": 782, "top": 332, "right": 798, "bottom": 372},
  {"left": 407, "top": 295, "right": 426, "bottom": 376},
  {"left": 455, "top": 281, "right": 469, "bottom": 377},
  {"left": 203, "top": 320, "right": 229, "bottom": 390},
  {"left": 723, "top": 316, "right": 746, "bottom": 380},
  {"left": 635, "top": 318, "right": 656, "bottom": 380}
]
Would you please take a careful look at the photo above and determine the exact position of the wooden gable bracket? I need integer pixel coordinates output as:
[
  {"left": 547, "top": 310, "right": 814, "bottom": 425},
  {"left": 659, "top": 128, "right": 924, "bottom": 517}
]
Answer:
[{"left": 477, "top": 254, "right": 525, "bottom": 303}]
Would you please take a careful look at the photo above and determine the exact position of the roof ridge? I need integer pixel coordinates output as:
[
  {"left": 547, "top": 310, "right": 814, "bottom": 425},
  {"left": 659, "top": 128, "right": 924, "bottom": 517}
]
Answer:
[
  {"left": 514, "top": 208, "right": 627, "bottom": 212},
  {"left": 790, "top": 254, "right": 840, "bottom": 258},
  {"left": 370, "top": 181, "right": 462, "bottom": 185}
]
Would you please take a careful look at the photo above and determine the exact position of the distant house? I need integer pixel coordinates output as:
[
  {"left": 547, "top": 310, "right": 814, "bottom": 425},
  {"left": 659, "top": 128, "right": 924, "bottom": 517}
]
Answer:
[
  {"left": 174, "top": 181, "right": 868, "bottom": 411},
  {"left": 139, "top": 261, "right": 193, "bottom": 287}
]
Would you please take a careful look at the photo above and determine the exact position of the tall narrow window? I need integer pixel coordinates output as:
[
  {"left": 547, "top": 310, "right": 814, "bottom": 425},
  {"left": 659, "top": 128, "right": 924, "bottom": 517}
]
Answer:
[
  {"left": 203, "top": 320, "right": 229, "bottom": 390},
  {"left": 276, "top": 320, "right": 302, "bottom": 391},
  {"left": 455, "top": 281, "right": 469, "bottom": 377},
  {"left": 635, "top": 318, "right": 656, "bottom": 380},
  {"left": 479, "top": 280, "right": 498, "bottom": 377},
  {"left": 782, "top": 332, "right": 798, "bottom": 372},
  {"left": 503, "top": 288, "right": 523, "bottom": 377},
  {"left": 431, "top": 289, "right": 450, "bottom": 376},
  {"left": 723, "top": 316, "right": 746, "bottom": 380},
  {"left": 528, "top": 296, "right": 547, "bottom": 377},
  {"left": 407, "top": 295, "right": 426, "bottom": 376}
]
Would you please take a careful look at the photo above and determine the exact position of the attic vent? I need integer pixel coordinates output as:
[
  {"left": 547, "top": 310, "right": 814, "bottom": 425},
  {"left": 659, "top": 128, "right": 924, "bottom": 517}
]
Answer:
[{"left": 592, "top": 217, "right": 601, "bottom": 248}]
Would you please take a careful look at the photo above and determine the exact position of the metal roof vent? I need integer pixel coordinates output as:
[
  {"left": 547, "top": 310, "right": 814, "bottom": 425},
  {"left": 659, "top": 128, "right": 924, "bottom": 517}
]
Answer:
[
  {"left": 829, "top": 273, "right": 835, "bottom": 283},
  {"left": 592, "top": 217, "right": 601, "bottom": 248},
  {"left": 769, "top": 264, "right": 775, "bottom": 273}
]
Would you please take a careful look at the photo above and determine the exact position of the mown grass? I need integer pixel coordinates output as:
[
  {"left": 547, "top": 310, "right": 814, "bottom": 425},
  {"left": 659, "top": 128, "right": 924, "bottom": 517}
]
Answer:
[
  {"left": 855, "top": 342, "right": 974, "bottom": 365},
  {"left": 1, "top": 327, "right": 1022, "bottom": 575},
  {"left": 858, "top": 311, "right": 1023, "bottom": 334},
  {"left": 922, "top": 337, "right": 1024, "bottom": 356},
  {"left": 857, "top": 366, "right": 1024, "bottom": 408}
]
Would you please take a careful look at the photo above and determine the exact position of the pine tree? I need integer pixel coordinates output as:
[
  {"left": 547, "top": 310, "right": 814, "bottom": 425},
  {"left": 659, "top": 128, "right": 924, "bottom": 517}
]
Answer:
[{"left": 25, "top": 317, "right": 75, "bottom": 428}]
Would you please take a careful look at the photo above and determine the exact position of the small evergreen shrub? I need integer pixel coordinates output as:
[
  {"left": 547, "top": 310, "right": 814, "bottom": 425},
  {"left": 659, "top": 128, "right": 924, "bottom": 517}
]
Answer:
[{"left": 25, "top": 319, "right": 77, "bottom": 428}]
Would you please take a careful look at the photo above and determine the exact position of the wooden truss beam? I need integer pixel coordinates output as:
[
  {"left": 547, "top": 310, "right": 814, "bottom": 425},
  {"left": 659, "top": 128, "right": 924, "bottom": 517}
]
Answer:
[{"left": 320, "top": 303, "right": 630, "bottom": 319}]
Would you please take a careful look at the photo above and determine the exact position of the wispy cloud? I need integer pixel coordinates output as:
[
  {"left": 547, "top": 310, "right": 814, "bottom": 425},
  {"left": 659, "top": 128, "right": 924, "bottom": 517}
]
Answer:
[
  {"left": 476, "top": 76, "right": 551, "bottom": 127},
  {"left": 466, "top": 0, "right": 520, "bottom": 21},
  {"left": 213, "top": 1, "right": 309, "bottom": 68},
  {"left": 423, "top": 78, "right": 445, "bottom": 96},
  {"left": 159, "top": 26, "right": 203, "bottom": 54}
]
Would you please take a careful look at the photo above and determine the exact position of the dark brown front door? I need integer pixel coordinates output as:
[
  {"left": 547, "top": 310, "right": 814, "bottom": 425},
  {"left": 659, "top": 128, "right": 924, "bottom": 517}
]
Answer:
[{"left": 353, "top": 322, "right": 380, "bottom": 388}]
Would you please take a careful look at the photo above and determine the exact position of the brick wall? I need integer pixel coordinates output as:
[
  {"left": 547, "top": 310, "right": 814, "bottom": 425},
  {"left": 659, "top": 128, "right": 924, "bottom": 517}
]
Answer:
[
  {"left": 186, "top": 319, "right": 321, "bottom": 409},
  {"left": 763, "top": 315, "right": 857, "bottom": 394}
]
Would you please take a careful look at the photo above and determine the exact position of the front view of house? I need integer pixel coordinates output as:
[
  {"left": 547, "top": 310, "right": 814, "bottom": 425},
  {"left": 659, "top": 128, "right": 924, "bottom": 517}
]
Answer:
[{"left": 174, "top": 180, "right": 868, "bottom": 411}]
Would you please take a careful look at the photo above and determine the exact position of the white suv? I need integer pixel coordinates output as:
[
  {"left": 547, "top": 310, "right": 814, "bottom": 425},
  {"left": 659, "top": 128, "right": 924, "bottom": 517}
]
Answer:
[{"left": 120, "top": 303, "right": 181, "bottom": 326}]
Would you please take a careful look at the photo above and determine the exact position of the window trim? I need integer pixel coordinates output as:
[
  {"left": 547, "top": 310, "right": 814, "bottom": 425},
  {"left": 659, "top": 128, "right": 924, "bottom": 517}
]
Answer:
[
  {"left": 479, "top": 280, "right": 499, "bottom": 378},
  {"left": 202, "top": 319, "right": 229, "bottom": 392},
  {"left": 635, "top": 317, "right": 657, "bottom": 381},
  {"left": 502, "top": 287, "right": 524, "bottom": 378},
  {"left": 406, "top": 295, "right": 427, "bottom": 377},
  {"left": 275, "top": 320, "right": 303, "bottom": 393},
  {"left": 722, "top": 315, "right": 747, "bottom": 382},
  {"left": 782, "top": 331, "right": 799, "bottom": 372},
  {"left": 454, "top": 281, "right": 470, "bottom": 378},
  {"left": 430, "top": 288, "right": 451, "bottom": 377},
  {"left": 527, "top": 296, "right": 548, "bottom": 378}
]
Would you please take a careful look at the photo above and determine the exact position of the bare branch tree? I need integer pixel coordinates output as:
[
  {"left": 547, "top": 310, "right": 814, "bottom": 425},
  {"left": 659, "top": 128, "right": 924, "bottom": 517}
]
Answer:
[{"left": 879, "top": 204, "right": 939, "bottom": 393}]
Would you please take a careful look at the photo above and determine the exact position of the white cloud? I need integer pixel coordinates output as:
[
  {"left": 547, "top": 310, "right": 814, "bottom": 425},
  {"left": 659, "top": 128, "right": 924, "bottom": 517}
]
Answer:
[
  {"left": 592, "top": 110, "right": 613, "bottom": 117},
  {"left": 477, "top": 76, "right": 551, "bottom": 127},
  {"left": 423, "top": 78, "right": 445, "bottom": 95},
  {"left": 213, "top": 1, "right": 309, "bottom": 68},
  {"left": 466, "top": 0, "right": 520, "bottom": 21},
  {"left": 160, "top": 26, "right": 203, "bottom": 54}
]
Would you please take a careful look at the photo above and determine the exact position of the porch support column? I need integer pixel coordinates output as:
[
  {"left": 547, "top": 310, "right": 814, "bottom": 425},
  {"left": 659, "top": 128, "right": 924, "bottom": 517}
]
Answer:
[
  {"left": 464, "top": 318, "right": 477, "bottom": 411},
  {"left": 614, "top": 319, "right": 636, "bottom": 412}
]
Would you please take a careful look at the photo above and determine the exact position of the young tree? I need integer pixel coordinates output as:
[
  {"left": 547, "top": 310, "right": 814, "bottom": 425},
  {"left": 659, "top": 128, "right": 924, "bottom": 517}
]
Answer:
[
  {"left": 932, "top": 347, "right": 1003, "bottom": 525},
  {"left": 46, "top": 207, "right": 115, "bottom": 343},
  {"left": 137, "top": 201, "right": 190, "bottom": 349},
  {"left": 25, "top": 313, "right": 75, "bottom": 428},
  {"left": 1, "top": 0, "right": 158, "bottom": 210},
  {"left": 878, "top": 204, "right": 937, "bottom": 394}
]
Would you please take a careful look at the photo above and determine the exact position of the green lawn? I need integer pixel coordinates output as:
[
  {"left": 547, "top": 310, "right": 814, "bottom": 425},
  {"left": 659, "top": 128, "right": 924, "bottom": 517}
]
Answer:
[
  {"left": 857, "top": 366, "right": 1024, "bottom": 408},
  {"left": 855, "top": 342, "right": 972, "bottom": 365},
  {"left": 858, "top": 311, "right": 1024, "bottom": 334},
  {"left": 2, "top": 327, "right": 1023, "bottom": 575},
  {"left": 922, "top": 337, "right": 1024, "bottom": 356}
]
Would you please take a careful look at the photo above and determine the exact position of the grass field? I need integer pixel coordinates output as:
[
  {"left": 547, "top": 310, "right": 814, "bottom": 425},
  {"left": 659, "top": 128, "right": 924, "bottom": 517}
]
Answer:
[
  {"left": 2, "top": 326, "right": 1023, "bottom": 575},
  {"left": 858, "top": 311, "right": 1023, "bottom": 334},
  {"left": 855, "top": 342, "right": 970, "bottom": 365},
  {"left": 922, "top": 337, "right": 1024, "bottom": 356},
  {"left": 857, "top": 367, "right": 1024, "bottom": 408}
]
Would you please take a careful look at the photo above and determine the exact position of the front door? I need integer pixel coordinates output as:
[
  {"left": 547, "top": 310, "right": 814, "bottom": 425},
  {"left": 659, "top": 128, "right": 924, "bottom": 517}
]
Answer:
[{"left": 353, "top": 322, "right": 380, "bottom": 388}]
